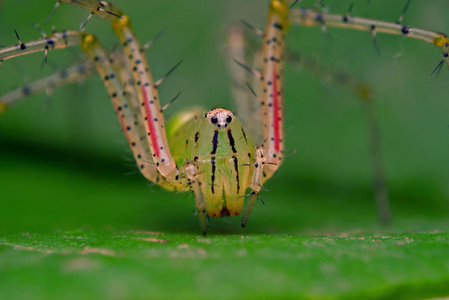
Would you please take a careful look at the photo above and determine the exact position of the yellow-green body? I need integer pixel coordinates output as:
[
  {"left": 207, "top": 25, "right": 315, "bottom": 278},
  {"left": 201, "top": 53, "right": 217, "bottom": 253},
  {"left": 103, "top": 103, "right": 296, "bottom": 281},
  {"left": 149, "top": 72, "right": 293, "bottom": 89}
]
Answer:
[{"left": 167, "top": 109, "right": 254, "bottom": 217}]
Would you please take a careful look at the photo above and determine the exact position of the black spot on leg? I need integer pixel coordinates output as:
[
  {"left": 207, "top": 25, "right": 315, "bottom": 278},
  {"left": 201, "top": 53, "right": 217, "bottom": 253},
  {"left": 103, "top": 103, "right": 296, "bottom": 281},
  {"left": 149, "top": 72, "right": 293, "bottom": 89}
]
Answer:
[
  {"left": 60, "top": 70, "right": 68, "bottom": 79},
  {"left": 273, "top": 23, "right": 283, "bottom": 30},
  {"left": 401, "top": 26, "right": 410, "bottom": 35}
]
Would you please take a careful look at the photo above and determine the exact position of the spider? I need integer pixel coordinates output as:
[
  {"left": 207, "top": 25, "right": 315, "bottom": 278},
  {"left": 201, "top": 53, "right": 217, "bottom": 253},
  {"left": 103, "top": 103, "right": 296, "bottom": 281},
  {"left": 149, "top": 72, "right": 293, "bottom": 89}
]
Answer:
[{"left": 0, "top": 0, "right": 448, "bottom": 234}]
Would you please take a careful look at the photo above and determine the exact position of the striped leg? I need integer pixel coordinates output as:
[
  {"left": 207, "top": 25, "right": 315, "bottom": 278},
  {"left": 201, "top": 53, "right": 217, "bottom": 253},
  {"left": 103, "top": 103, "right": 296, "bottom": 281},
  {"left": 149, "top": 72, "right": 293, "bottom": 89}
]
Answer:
[
  {"left": 289, "top": 7, "right": 449, "bottom": 69},
  {"left": 259, "top": 0, "right": 290, "bottom": 180},
  {"left": 56, "top": 0, "right": 182, "bottom": 185},
  {"left": 184, "top": 160, "right": 207, "bottom": 235},
  {"left": 240, "top": 0, "right": 290, "bottom": 228},
  {"left": 241, "top": 146, "right": 265, "bottom": 227},
  {"left": 0, "top": 30, "right": 169, "bottom": 186},
  {"left": 0, "top": 30, "right": 83, "bottom": 113},
  {"left": 80, "top": 34, "right": 170, "bottom": 187},
  {"left": 0, "top": 61, "right": 94, "bottom": 109}
]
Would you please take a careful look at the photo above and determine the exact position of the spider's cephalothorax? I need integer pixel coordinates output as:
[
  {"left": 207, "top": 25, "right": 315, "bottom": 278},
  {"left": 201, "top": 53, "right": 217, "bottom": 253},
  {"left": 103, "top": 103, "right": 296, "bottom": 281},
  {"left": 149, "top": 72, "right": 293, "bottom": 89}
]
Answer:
[{"left": 168, "top": 108, "right": 254, "bottom": 218}]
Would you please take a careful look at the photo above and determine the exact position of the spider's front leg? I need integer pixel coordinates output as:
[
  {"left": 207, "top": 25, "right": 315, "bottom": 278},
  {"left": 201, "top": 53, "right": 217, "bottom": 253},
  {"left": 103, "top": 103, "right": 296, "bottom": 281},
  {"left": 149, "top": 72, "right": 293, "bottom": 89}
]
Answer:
[
  {"left": 184, "top": 160, "right": 207, "bottom": 235},
  {"left": 79, "top": 33, "right": 171, "bottom": 187},
  {"left": 55, "top": 0, "right": 187, "bottom": 187},
  {"left": 241, "top": 0, "right": 290, "bottom": 227}
]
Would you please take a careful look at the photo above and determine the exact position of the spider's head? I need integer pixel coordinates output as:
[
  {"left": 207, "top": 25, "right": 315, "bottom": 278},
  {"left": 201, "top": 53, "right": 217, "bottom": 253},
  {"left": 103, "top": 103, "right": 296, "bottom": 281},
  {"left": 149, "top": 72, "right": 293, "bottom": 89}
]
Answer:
[{"left": 205, "top": 108, "right": 235, "bottom": 129}]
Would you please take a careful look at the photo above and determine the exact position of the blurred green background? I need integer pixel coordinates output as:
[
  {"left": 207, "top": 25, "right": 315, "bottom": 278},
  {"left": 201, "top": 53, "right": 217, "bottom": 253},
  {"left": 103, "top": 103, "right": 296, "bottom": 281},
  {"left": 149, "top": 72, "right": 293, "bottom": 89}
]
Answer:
[{"left": 0, "top": 0, "right": 448, "bottom": 299}]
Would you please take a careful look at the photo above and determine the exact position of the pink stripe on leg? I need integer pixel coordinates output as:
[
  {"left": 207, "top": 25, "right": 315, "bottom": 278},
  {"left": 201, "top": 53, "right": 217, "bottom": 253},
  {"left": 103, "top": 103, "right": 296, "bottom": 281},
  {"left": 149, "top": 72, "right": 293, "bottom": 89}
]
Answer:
[
  {"left": 272, "top": 70, "right": 280, "bottom": 152},
  {"left": 142, "top": 86, "right": 160, "bottom": 157}
]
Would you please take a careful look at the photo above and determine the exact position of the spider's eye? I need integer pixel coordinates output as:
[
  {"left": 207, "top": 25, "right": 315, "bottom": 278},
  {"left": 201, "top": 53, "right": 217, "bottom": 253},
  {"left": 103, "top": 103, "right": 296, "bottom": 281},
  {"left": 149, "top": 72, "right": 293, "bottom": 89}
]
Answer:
[
  {"left": 211, "top": 116, "right": 218, "bottom": 124},
  {"left": 226, "top": 116, "right": 232, "bottom": 123}
]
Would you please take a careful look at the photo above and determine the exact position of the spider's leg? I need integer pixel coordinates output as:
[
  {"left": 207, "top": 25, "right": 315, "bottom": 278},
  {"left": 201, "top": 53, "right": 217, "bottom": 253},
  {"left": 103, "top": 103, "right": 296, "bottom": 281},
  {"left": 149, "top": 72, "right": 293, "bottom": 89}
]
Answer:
[
  {"left": 80, "top": 34, "right": 170, "bottom": 187},
  {"left": 58, "top": 0, "right": 184, "bottom": 187},
  {"left": 241, "top": 146, "right": 265, "bottom": 228},
  {"left": 361, "top": 92, "right": 391, "bottom": 224},
  {"left": 184, "top": 161, "right": 207, "bottom": 235},
  {"left": 258, "top": 0, "right": 290, "bottom": 180},
  {"left": 289, "top": 7, "right": 449, "bottom": 68},
  {"left": 0, "top": 31, "right": 82, "bottom": 63},
  {"left": 240, "top": 0, "right": 290, "bottom": 227},
  {"left": 0, "top": 30, "right": 169, "bottom": 186},
  {"left": 0, "top": 30, "right": 83, "bottom": 114},
  {"left": 287, "top": 51, "right": 391, "bottom": 223},
  {"left": 0, "top": 61, "right": 94, "bottom": 109}
]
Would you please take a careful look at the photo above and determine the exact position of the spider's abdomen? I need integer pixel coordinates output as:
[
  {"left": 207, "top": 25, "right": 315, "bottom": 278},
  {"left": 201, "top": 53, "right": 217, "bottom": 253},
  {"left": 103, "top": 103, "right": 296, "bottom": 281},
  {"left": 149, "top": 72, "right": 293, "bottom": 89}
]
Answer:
[{"left": 167, "top": 108, "right": 254, "bottom": 217}]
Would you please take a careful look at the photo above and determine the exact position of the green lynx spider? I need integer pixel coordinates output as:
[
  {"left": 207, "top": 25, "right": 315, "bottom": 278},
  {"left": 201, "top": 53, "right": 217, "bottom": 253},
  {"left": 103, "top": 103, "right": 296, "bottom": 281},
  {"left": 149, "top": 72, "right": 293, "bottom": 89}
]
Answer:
[{"left": 0, "top": 0, "right": 448, "bottom": 234}]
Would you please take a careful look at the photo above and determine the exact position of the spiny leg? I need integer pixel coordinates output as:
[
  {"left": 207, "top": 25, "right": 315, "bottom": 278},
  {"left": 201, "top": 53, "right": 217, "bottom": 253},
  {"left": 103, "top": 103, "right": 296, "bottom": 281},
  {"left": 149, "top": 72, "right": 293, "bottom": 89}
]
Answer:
[
  {"left": 289, "top": 6, "right": 449, "bottom": 70},
  {"left": 0, "top": 61, "right": 94, "bottom": 109},
  {"left": 287, "top": 51, "right": 391, "bottom": 224},
  {"left": 0, "top": 30, "right": 83, "bottom": 113},
  {"left": 184, "top": 161, "right": 207, "bottom": 235},
  {"left": 259, "top": 0, "right": 290, "bottom": 179},
  {"left": 0, "top": 30, "right": 83, "bottom": 67},
  {"left": 362, "top": 94, "right": 390, "bottom": 225},
  {"left": 241, "top": 146, "right": 266, "bottom": 228},
  {"left": 285, "top": 2, "right": 449, "bottom": 224},
  {"left": 241, "top": 0, "right": 290, "bottom": 227},
  {"left": 0, "top": 30, "right": 79, "bottom": 107},
  {"left": 0, "top": 29, "right": 164, "bottom": 116},
  {"left": 79, "top": 34, "right": 171, "bottom": 187},
  {"left": 0, "top": 30, "right": 170, "bottom": 186},
  {"left": 55, "top": 0, "right": 182, "bottom": 185}
]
